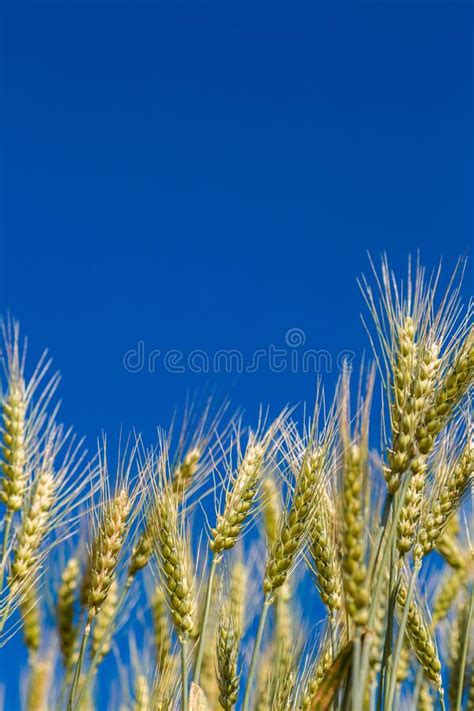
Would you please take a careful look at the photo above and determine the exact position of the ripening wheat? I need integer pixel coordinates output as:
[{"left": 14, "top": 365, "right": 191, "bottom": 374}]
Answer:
[{"left": 0, "top": 256, "right": 472, "bottom": 711}]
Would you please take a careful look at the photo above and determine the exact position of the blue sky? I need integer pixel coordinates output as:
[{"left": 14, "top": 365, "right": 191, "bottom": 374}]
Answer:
[{"left": 0, "top": 0, "right": 473, "bottom": 703}]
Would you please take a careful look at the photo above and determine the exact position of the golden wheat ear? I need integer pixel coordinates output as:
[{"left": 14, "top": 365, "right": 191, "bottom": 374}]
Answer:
[
  {"left": 57, "top": 556, "right": 80, "bottom": 670},
  {"left": 127, "top": 402, "right": 234, "bottom": 584},
  {"left": 0, "top": 319, "right": 60, "bottom": 516},
  {"left": 149, "top": 482, "right": 197, "bottom": 641},
  {"left": 360, "top": 256, "right": 471, "bottom": 493},
  {"left": 264, "top": 399, "right": 337, "bottom": 598},
  {"left": 0, "top": 319, "right": 62, "bottom": 637},
  {"left": 149, "top": 583, "right": 173, "bottom": 676}
]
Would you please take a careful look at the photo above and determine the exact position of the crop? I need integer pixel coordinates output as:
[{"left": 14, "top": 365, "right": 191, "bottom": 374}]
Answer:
[{"left": 0, "top": 257, "right": 472, "bottom": 711}]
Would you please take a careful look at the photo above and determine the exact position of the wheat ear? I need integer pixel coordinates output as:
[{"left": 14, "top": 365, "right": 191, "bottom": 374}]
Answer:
[
  {"left": 417, "top": 680, "right": 435, "bottom": 711},
  {"left": 415, "top": 437, "right": 473, "bottom": 559},
  {"left": 210, "top": 440, "right": 265, "bottom": 556},
  {"left": 300, "top": 645, "right": 332, "bottom": 710},
  {"left": 20, "top": 585, "right": 41, "bottom": 653},
  {"left": 417, "top": 328, "right": 474, "bottom": 454},
  {"left": 264, "top": 445, "right": 325, "bottom": 596},
  {"left": 432, "top": 566, "right": 467, "bottom": 624},
  {"left": 172, "top": 447, "right": 201, "bottom": 496},
  {"left": 133, "top": 674, "right": 150, "bottom": 711},
  {"left": 91, "top": 577, "right": 118, "bottom": 664},
  {"left": 396, "top": 582, "right": 442, "bottom": 687},
  {"left": 436, "top": 529, "right": 466, "bottom": 569},
  {"left": 229, "top": 559, "right": 247, "bottom": 641},
  {"left": 385, "top": 316, "right": 417, "bottom": 492},
  {"left": 194, "top": 433, "right": 267, "bottom": 684},
  {"left": 152, "top": 486, "right": 196, "bottom": 640},
  {"left": 86, "top": 488, "right": 130, "bottom": 617},
  {"left": 151, "top": 585, "right": 172, "bottom": 675},
  {"left": 216, "top": 604, "right": 240, "bottom": 711},
  {"left": 245, "top": 410, "right": 333, "bottom": 711},
  {"left": 128, "top": 445, "right": 202, "bottom": 582},
  {"left": 151, "top": 483, "right": 196, "bottom": 711},
  {"left": 261, "top": 475, "right": 281, "bottom": 547},
  {"left": 9, "top": 467, "right": 54, "bottom": 586},
  {"left": 57, "top": 557, "right": 80, "bottom": 669},
  {"left": 26, "top": 657, "right": 52, "bottom": 711},
  {"left": 0, "top": 375, "right": 27, "bottom": 514},
  {"left": 309, "top": 484, "right": 343, "bottom": 615}
]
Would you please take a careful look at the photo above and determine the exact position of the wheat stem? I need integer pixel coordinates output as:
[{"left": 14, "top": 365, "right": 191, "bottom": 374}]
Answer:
[
  {"left": 242, "top": 596, "right": 271, "bottom": 711},
  {"left": 359, "top": 482, "right": 408, "bottom": 698},
  {"left": 181, "top": 636, "right": 189, "bottom": 711},
  {"left": 73, "top": 582, "right": 129, "bottom": 710},
  {"left": 385, "top": 561, "right": 420, "bottom": 711},
  {"left": 455, "top": 591, "right": 473, "bottom": 711},
  {"left": 193, "top": 555, "right": 218, "bottom": 683},
  {"left": 66, "top": 618, "right": 91, "bottom": 711},
  {"left": 352, "top": 628, "right": 362, "bottom": 711}
]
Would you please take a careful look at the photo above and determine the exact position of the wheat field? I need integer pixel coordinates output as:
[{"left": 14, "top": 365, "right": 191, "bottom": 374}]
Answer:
[{"left": 0, "top": 256, "right": 472, "bottom": 711}]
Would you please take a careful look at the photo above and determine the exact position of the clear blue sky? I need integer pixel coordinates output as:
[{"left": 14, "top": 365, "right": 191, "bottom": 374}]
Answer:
[{"left": 1, "top": 1, "right": 473, "bottom": 445}]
